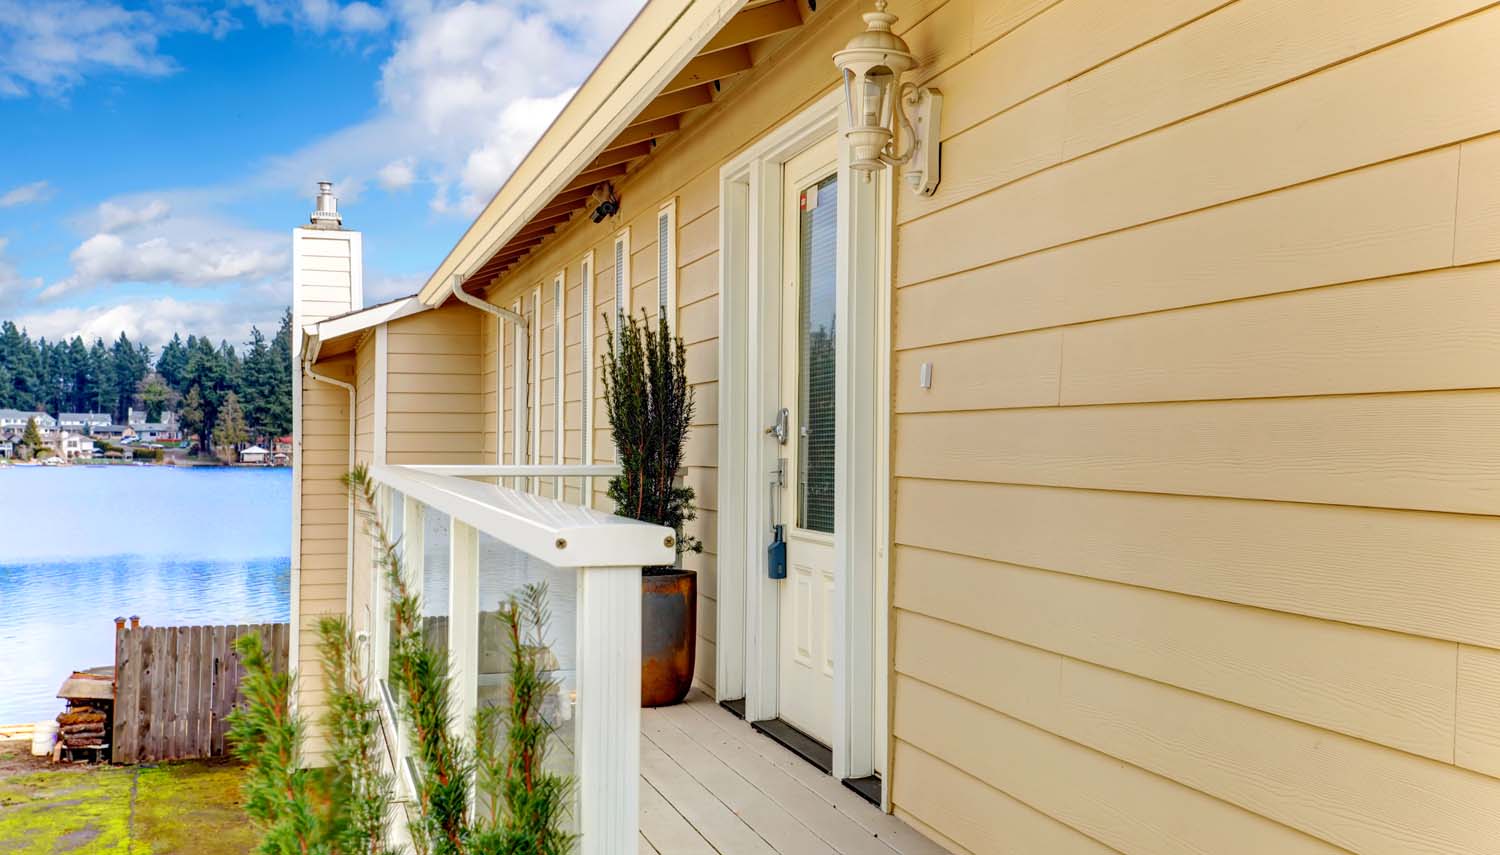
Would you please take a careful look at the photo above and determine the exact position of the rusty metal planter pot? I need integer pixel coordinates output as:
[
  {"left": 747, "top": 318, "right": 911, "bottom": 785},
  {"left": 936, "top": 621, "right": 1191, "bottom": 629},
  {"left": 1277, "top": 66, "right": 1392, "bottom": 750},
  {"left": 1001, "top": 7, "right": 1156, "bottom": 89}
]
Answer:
[{"left": 641, "top": 570, "right": 697, "bottom": 707}]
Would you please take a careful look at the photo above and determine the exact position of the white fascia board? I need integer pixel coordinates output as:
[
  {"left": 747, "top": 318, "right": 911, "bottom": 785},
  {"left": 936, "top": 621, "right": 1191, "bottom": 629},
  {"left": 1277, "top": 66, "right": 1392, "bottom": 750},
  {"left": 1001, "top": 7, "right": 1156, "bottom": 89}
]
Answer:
[{"left": 316, "top": 296, "right": 427, "bottom": 342}]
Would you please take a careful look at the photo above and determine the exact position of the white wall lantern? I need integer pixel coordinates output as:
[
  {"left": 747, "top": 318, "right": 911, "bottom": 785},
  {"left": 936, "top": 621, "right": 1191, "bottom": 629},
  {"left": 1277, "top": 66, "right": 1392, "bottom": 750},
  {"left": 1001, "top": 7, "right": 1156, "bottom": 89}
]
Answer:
[{"left": 833, "top": 0, "right": 942, "bottom": 196}]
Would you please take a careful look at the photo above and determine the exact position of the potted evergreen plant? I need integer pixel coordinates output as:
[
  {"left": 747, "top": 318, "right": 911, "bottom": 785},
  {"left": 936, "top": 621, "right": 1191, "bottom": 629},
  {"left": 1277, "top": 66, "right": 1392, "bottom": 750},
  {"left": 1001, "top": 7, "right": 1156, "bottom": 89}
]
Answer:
[{"left": 601, "top": 312, "right": 703, "bottom": 707}]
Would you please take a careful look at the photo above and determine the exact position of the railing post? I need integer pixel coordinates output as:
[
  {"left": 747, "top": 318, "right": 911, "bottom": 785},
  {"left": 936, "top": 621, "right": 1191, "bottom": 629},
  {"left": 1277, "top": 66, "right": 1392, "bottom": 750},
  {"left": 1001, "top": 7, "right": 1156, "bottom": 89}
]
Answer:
[
  {"left": 448, "top": 520, "right": 479, "bottom": 735},
  {"left": 575, "top": 564, "right": 642, "bottom": 854}
]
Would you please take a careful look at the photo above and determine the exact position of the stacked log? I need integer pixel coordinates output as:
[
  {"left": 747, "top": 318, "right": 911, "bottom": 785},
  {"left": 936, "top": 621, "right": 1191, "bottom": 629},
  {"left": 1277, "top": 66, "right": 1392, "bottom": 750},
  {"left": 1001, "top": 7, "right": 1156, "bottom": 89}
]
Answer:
[{"left": 56, "top": 707, "right": 107, "bottom": 749}]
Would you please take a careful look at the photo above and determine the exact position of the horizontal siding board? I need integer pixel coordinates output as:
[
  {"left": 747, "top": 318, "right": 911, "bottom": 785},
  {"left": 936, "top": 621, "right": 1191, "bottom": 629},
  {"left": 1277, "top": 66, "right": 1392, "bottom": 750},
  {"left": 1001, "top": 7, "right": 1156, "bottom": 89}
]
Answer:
[
  {"left": 894, "top": 147, "right": 1459, "bottom": 350},
  {"left": 895, "top": 330, "right": 1061, "bottom": 412},
  {"left": 1455, "top": 132, "right": 1500, "bottom": 265},
  {"left": 904, "top": 0, "right": 1489, "bottom": 225},
  {"left": 893, "top": 478, "right": 1500, "bottom": 648},
  {"left": 891, "top": 742, "right": 1117, "bottom": 855},
  {"left": 899, "top": 9, "right": 1500, "bottom": 286},
  {"left": 893, "top": 676, "right": 1339, "bottom": 855},
  {"left": 894, "top": 391, "right": 1500, "bottom": 515},
  {"left": 1456, "top": 644, "right": 1500, "bottom": 778},
  {"left": 903, "top": 643, "right": 1500, "bottom": 855},
  {"left": 894, "top": 577, "right": 1456, "bottom": 761},
  {"left": 1059, "top": 264, "right": 1500, "bottom": 405},
  {"left": 930, "top": 0, "right": 1227, "bottom": 139}
]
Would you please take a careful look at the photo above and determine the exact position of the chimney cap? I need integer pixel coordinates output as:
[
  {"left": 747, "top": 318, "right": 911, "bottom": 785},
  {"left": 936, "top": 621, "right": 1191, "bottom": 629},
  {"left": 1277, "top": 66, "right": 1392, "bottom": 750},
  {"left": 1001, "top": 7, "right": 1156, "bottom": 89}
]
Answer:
[{"left": 310, "top": 181, "right": 342, "bottom": 229}]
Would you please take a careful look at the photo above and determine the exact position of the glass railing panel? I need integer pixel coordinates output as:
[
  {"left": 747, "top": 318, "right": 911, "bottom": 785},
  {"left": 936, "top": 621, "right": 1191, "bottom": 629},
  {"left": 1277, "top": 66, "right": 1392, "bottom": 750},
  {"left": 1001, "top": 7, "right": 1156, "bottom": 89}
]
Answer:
[
  {"left": 474, "top": 531, "right": 579, "bottom": 835},
  {"left": 421, "top": 507, "right": 451, "bottom": 656}
]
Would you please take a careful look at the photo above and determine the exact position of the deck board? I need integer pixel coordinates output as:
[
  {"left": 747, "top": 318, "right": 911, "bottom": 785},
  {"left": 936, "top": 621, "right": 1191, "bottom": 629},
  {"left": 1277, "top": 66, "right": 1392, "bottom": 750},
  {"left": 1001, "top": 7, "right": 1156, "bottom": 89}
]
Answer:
[{"left": 637, "top": 690, "right": 949, "bottom": 855}]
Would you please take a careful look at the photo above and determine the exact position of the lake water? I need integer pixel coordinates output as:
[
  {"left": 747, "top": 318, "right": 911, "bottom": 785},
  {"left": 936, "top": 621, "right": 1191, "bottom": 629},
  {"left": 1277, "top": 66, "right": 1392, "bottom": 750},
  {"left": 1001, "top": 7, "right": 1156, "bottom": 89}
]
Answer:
[{"left": 0, "top": 466, "right": 290, "bottom": 723}]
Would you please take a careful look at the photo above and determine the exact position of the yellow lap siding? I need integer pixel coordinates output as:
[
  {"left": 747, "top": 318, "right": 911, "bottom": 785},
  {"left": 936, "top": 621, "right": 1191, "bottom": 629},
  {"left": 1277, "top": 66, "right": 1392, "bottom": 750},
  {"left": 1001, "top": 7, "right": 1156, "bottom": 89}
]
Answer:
[
  {"left": 894, "top": 145, "right": 1459, "bottom": 349},
  {"left": 891, "top": 742, "right": 1117, "bottom": 855},
  {"left": 1456, "top": 645, "right": 1500, "bottom": 778},
  {"left": 894, "top": 392, "right": 1500, "bottom": 515},
  {"left": 893, "top": 478, "right": 1500, "bottom": 649},
  {"left": 894, "top": 573, "right": 1455, "bottom": 761},
  {"left": 894, "top": 677, "right": 1341, "bottom": 855},
  {"left": 900, "top": 7, "right": 1500, "bottom": 285}
]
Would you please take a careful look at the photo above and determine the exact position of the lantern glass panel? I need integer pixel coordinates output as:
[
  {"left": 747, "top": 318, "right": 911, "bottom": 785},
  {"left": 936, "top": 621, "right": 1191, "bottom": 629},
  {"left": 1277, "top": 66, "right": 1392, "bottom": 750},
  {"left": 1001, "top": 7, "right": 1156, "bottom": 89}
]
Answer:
[{"left": 864, "top": 66, "right": 894, "bottom": 129}]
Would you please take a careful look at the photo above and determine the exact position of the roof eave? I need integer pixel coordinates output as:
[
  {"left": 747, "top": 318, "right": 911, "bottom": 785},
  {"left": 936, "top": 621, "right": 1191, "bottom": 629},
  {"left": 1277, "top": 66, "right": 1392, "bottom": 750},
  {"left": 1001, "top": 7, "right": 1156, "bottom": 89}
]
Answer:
[{"left": 416, "top": 0, "right": 747, "bottom": 306}]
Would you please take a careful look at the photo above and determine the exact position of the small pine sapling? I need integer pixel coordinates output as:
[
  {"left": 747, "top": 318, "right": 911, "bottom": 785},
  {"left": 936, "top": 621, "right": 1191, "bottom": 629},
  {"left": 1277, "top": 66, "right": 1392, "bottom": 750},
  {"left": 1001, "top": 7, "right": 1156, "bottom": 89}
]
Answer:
[
  {"left": 227, "top": 631, "right": 324, "bottom": 854},
  {"left": 344, "top": 465, "right": 471, "bottom": 855},
  {"left": 470, "top": 583, "right": 577, "bottom": 855}
]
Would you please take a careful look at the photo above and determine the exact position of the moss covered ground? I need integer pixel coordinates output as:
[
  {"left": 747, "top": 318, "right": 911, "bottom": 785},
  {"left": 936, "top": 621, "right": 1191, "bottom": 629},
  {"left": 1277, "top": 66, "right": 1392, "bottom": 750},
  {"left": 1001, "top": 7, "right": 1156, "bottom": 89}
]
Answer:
[{"left": 0, "top": 741, "right": 256, "bottom": 854}]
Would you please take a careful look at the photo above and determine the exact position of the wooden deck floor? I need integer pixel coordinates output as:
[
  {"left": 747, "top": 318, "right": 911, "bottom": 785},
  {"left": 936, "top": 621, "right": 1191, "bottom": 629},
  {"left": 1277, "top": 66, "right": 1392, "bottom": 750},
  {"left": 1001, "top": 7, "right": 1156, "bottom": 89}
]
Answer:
[{"left": 638, "top": 692, "right": 948, "bottom": 855}]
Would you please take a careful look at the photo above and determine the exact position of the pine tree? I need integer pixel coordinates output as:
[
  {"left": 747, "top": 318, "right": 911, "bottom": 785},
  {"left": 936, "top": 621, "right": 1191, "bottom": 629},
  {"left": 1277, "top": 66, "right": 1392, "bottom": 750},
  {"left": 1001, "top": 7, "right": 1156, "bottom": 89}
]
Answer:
[
  {"left": 157, "top": 334, "right": 188, "bottom": 391},
  {"left": 214, "top": 390, "right": 250, "bottom": 458},
  {"left": 268, "top": 309, "right": 294, "bottom": 437},
  {"left": 89, "top": 339, "right": 116, "bottom": 416},
  {"left": 226, "top": 632, "right": 322, "bottom": 855},
  {"left": 21, "top": 416, "right": 42, "bottom": 451},
  {"left": 471, "top": 585, "right": 577, "bottom": 855},
  {"left": 0, "top": 322, "right": 40, "bottom": 409},
  {"left": 241, "top": 327, "right": 278, "bottom": 440},
  {"left": 179, "top": 386, "right": 206, "bottom": 453},
  {"left": 66, "top": 337, "right": 91, "bottom": 413},
  {"left": 317, "top": 615, "right": 397, "bottom": 855},
  {"left": 110, "top": 332, "right": 147, "bottom": 422},
  {"left": 138, "top": 374, "right": 172, "bottom": 422},
  {"left": 183, "top": 337, "right": 230, "bottom": 449}
]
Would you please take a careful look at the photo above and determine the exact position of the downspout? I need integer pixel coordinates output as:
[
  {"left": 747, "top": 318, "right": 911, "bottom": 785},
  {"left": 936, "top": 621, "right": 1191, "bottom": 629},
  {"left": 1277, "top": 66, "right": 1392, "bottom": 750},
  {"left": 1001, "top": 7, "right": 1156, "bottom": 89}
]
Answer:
[
  {"left": 303, "top": 346, "right": 358, "bottom": 617},
  {"left": 450, "top": 274, "right": 528, "bottom": 488}
]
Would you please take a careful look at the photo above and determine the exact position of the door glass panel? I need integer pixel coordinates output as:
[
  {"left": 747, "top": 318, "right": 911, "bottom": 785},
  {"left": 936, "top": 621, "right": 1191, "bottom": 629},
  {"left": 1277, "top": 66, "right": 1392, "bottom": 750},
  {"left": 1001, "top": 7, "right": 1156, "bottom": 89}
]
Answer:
[{"left": 797, "top": 174, "right": 838, "bottom": 534}]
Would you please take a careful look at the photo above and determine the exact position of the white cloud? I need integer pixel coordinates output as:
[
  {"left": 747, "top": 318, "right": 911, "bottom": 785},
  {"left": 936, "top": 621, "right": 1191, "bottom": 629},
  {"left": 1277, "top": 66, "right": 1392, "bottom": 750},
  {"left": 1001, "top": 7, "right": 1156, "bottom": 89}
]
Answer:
[
  {"left": 0, "top": 0, "right": 233, "bottom": 97},
  {"left": 260, "top": 0, "right": 643, "bottom": 216},
  {"left": 96, "top": 198, "right": 171, "bottom": 232},
  {"left": 0, "top": 180, "right": 53, "bottom": 207},
  {"left": 13, "top": 294, "right": 280, "bottom": 350},
  {"left": 237, "top": 0, "right": 387, "bottom": 35},
  {"left": 376, "top": 158, "right": 417, "bottom": 191},
  {"left": 41, "top": 227, "right": 285, "bottom": 301}
]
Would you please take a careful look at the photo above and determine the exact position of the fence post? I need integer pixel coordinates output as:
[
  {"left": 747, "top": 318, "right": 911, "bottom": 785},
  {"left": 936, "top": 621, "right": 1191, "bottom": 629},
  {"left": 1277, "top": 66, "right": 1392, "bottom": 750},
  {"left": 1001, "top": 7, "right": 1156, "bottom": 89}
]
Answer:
[{"left": 574, "top": 565, "right": 642, "bottom": 855}]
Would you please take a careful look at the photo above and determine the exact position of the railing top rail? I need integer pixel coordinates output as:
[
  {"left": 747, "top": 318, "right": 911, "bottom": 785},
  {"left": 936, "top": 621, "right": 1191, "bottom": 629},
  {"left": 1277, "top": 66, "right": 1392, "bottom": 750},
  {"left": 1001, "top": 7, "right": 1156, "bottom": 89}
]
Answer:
[
  {"left": 407, "top": 464, "right": 621, "bottom": 478},
  {"left": 369, "top": 463, "right": 674, "bottom": 568}
]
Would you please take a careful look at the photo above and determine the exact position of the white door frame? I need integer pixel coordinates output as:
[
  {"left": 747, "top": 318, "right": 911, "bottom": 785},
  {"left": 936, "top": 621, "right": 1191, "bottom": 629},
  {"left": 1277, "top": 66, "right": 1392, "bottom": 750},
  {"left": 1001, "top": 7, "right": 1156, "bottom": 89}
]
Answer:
[{"left": 716, "top": 88, "right": 893, "bottom": 790}]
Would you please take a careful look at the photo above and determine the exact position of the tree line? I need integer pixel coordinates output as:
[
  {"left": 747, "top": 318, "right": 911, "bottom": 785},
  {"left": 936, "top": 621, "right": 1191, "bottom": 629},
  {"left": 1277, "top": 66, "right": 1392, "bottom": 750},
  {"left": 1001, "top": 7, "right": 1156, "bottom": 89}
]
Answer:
[{"left": 0, "top": 308, "right": 295, "bottom": 454}]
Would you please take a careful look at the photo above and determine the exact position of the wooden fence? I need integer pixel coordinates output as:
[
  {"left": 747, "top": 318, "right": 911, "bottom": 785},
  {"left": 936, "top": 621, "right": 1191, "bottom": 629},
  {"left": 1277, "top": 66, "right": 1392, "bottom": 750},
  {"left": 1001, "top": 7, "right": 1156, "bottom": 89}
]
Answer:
[{"left": 112, "top": 620, "right": 289, "bottom": 764}]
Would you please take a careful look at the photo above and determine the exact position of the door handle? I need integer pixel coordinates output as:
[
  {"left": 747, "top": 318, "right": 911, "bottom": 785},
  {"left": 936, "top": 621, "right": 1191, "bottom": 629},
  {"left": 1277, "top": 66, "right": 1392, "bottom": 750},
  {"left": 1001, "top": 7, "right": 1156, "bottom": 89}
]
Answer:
[{"left": 765, "top": 407, "right": 789, "bottom": 445}]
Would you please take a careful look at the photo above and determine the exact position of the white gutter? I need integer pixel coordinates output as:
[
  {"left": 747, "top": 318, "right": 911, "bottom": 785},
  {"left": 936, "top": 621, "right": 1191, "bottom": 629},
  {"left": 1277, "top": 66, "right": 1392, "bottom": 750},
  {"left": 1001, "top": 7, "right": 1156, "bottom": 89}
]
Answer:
[
  {"left": 449, "top": 274, "right": 525, "bottom": 326},
  {"left": 303, "top": 354, "right": 358, "bottom": 617}
]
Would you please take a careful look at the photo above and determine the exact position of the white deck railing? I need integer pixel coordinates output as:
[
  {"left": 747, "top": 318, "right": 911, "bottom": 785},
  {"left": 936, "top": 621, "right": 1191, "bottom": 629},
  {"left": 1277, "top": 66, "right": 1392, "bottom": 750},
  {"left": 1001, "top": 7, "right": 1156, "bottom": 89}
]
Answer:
[{"left": 364, "top": 463, "right": 672, "bottom": 855}]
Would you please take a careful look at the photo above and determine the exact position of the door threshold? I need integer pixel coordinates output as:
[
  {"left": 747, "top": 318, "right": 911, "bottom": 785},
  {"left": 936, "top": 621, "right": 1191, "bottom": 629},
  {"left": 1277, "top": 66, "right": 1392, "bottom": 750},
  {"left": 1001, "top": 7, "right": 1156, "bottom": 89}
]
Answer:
[
  {"left": 749, "top": 717, "right": 884, "bottom": 806},
  {"left": 719, "top": 697, "right": 747, "bottom": 720},
  {"left": 750, "top": 717, "right": 832, "bottom": 774},
  {"left": 842, "top": 774, "right": 881, "bottom": 807}
]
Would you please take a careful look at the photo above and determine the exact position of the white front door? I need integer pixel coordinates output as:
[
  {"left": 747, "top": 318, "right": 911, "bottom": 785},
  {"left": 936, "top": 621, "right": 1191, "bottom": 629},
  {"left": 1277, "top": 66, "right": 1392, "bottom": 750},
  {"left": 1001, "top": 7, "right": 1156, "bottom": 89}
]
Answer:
[{"left": 775, "top": 136, "right": 839, "bottom": 745}]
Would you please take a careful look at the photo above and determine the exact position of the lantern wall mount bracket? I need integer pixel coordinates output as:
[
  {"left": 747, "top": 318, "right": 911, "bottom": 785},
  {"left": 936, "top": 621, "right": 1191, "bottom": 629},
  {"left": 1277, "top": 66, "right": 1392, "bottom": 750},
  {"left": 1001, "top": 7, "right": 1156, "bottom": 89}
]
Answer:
[
  {"left": 833, "top": 0, "right": 944, "bottom": 197},
  {"left": 889, "top": 83, "right": 942, "bottom": 196}
]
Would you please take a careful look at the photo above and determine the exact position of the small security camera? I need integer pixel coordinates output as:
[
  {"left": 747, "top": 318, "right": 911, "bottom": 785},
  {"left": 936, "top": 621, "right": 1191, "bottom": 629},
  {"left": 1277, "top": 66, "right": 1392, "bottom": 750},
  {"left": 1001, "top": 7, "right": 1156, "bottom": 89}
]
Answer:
[{"left": 590, "top": 184, "right": 620, "bottom": 224}]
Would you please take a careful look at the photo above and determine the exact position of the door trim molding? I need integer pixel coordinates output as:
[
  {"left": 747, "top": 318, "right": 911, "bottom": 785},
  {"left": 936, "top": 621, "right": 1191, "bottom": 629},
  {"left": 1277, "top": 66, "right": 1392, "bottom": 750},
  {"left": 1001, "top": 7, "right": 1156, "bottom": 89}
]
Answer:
[{"left": 716, "top": 88, "right": 893, "bottom": 796}]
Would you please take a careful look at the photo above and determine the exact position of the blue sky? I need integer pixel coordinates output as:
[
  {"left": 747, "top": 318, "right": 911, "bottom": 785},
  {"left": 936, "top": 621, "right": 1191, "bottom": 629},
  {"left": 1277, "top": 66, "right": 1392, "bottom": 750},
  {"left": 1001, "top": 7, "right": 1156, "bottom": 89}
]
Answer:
[{"left": 0, "top": 0, "right": 641, "bottom": 350}]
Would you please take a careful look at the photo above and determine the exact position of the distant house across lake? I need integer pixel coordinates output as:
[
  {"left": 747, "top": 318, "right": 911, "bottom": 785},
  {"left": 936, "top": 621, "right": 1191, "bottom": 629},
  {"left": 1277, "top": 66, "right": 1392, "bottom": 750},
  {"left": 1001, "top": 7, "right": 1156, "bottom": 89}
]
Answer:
[
  {"left": 58, "top": 412, "right": 112, "bottom": 432},
  {"left": 0, "top": 409, "right": 55, "bottom": 431}
]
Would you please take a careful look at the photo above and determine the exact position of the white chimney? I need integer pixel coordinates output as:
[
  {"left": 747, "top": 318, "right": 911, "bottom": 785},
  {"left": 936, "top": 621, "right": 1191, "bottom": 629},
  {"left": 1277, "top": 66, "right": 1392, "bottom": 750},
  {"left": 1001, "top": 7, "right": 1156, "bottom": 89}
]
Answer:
[{"left": 291, "top": 180, "right": 362, "bottom": 361}]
